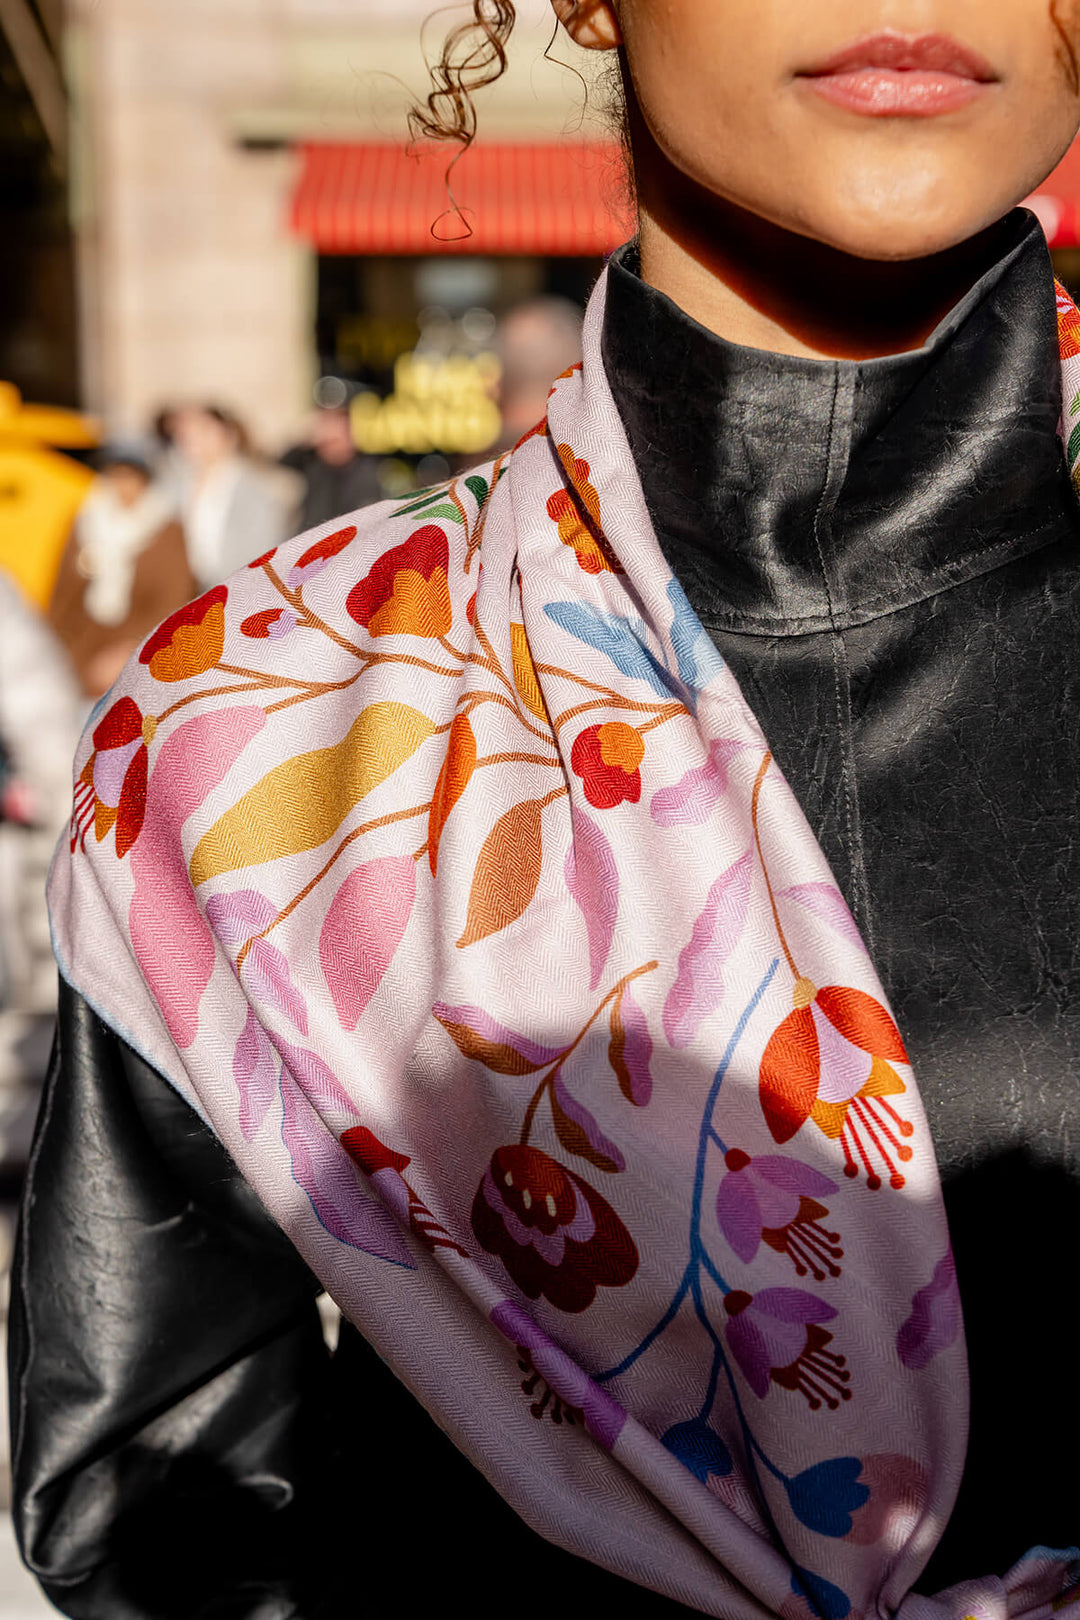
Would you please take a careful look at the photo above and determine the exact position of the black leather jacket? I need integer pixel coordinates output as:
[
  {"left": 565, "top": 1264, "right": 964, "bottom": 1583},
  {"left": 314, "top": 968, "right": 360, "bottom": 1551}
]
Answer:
[{"left": 11, "top": 212, "right": 1078, "bottom": 1613}]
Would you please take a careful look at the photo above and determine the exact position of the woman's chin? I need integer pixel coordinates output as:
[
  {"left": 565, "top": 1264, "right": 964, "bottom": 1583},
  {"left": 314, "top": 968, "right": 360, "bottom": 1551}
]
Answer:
[{"left": 774, "top": 183, "right": 1023, "bottom": 265}]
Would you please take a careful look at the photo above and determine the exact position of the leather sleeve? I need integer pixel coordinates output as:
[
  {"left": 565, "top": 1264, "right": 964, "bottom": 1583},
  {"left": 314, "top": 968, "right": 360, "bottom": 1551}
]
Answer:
[
  {"left": 8, "top": 979, "right": 344, "bottom": 1619},
  {"left": 9, "top": 982, "right": 694, "bottom": 1619}
]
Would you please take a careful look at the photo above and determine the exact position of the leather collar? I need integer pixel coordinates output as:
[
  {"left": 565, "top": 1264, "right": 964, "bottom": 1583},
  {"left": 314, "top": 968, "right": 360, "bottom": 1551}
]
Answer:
[{"left": 601, "top": 211, "right": 1076, "bottom": 636}]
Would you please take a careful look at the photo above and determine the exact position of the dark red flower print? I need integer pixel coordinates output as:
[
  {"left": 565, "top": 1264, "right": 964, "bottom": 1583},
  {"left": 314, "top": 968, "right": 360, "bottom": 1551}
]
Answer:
[
  {"left": 71, "top": 694, "right": 151, "bottom": 858},
  {"left": 140, "top": 585, "right": 227, "bottom": 682},
  {"left": 716, "top": 1150, "right": 843, "bottom": 1281},
  {"left": 514, "top": 1345, "right": 586, "bottom": 1426},
  {"left": 248, "top": 548, "right": 278, "bottom": 569},
  {"left": 288, "top": 523, "right": 357, "bottom": 587},
  {"left": 724, "top": 1287, "right": 851, "bottom": 1411},
  {"left": 760, "top": 978, "right": 914, "bottom": 1189},
  {"left": 346, "top": 525, "right": 452, "bottom": 639},
  {"left": 240, "top": 607, "right": 297, "bottom": 640},
  {"left": 490, "top": 1298, "right": 628, "bottom": 1451},
  {"left": 472, "top": 1144, "right": 638, "bottom": 1313},
  {"left": 341, "top": 1126, "right": 467, "bottom": 1257},
  {"left": 571, "top": 722, "right": 645, "bottom": 810}
]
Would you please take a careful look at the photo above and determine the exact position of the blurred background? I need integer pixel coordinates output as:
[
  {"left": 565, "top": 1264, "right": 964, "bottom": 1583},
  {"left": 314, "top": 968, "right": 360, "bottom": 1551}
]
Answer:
[{"left": 0, "top": 0, "right": 1078, "bottom": 1610}]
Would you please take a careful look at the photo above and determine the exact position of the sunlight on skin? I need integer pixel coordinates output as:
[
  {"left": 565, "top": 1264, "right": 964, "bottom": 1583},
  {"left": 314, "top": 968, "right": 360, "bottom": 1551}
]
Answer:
[{"left": 551, "top": 0, "right": 1080, "bottom": 357}]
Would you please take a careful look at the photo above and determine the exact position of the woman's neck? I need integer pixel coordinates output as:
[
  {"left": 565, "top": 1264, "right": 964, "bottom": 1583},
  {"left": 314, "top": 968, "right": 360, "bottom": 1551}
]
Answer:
[{"left": 631, "top": 111, "right": 1012, "bottom": 362}]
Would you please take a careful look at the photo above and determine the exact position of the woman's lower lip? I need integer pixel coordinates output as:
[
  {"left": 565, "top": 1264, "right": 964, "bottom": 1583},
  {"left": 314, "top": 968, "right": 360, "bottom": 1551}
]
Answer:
[{"left": 801, "top": 68, "right": 989, "bottom": 116}]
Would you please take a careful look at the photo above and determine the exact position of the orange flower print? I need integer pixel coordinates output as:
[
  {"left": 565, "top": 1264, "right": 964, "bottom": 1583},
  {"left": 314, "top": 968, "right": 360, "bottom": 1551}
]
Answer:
[
  {"left": 547, "top": 445, "right": 622, "bottom": 575},
  {"left": 571, "top": 722, "right": 645, "bottom": 810},
  {"left": 71, "top": 695, "right": 154, "bottom": 859},
  {"left": 1057, "top": 282, "right": 1080, "bottom": 360},
  {"left": 760, "top": 980, "right": 914, "bottom": 1190},
  {"left": 346, "top": 525, "right": 452, "bottom": 639},
  {"left": 140, "top": 586, "right": 227, "bottom": 683}
]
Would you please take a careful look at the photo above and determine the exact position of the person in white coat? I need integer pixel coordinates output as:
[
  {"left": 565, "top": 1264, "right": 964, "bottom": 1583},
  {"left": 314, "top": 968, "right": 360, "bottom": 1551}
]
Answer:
[{"left": 172, "top": 405, "right": 294, "bottom": 589}]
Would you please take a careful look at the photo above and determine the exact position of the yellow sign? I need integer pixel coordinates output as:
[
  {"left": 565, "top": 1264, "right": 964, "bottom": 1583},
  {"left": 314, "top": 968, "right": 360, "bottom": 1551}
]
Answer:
[
  {"left": 0, "top": 384, "right": 100, "bottom": 606},
  {"left": 350, "top": 350, "right": 502, "bottom": 458}
]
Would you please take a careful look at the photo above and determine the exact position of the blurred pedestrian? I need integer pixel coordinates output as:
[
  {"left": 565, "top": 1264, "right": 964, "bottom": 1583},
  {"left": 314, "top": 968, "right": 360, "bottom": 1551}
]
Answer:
[
  {"left": 495, "top": 295, "right": 584, "bottom": 452},
  {"left": 280, "top": 404, "right": 381, "bottom": 532},
  {"left": 48, "top": 449, "right": 194, "bottom": 699},
  {"left": 0, "top": 571, "right": 81, "bottom": 1153},
  {"left": 172, "top": 405, "right": 292, "bottom": 588}
]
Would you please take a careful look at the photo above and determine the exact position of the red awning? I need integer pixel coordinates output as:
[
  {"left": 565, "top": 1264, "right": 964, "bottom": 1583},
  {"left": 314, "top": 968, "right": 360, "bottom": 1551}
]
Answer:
[
  {"left": 1028, "top": 139, "right": 1080, "bottom": 248},
  {"left": 290, "top": 141, "right": 633, "bottom": 256}
]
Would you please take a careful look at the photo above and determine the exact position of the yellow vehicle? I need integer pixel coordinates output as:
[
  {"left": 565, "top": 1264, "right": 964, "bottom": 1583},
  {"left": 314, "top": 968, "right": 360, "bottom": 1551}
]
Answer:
[{"left": 0, "top": 382, "right": 100, "bottom": 608}]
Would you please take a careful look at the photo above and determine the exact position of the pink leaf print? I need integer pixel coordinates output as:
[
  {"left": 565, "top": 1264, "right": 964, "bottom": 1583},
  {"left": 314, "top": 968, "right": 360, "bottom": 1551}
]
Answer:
[
  {"left": 130, "top": 707, "right": 266, "bottom": 1048},
  {"left": 777, "top": 883, "right": 866, "bottom": 954},
  {"left": 432, "top": 1003, "right": 566, "bottom": 1073},
  {"left": 564, "top": 809, "right": 618, "bottom": 990},
  {"left": 206, "top": 888, "right": 277, "bottom": 950},
  {"left": 232, "top": 1007, "right": 279, "bottom": 1140},
  {"left": 663, "top": 850, "right": 753, "bottom": 1049},
  {"left": 650, "top": 740, "right": 747, "bottom": 828},
  {"left": 550, "top": 1076, "right": 626, "bottom": 1173},
  {"left": 609, "top": 985, "right": 653, "bottom": 1105},
  {"left": 319, "top": 856, "right": 417, "bottom": 1030},
  {"left": 280, "top": 1071, "right": 415, "bottom": 1266},
  {"left": 242, "top": 937, "right": 309, "bottom": 1034},
  {"left": 896, "top": 1249, "right": 961, "bottom": 1370},
  {"left": 275, "top": 1039, "right": 357, "bottom": 1118}
]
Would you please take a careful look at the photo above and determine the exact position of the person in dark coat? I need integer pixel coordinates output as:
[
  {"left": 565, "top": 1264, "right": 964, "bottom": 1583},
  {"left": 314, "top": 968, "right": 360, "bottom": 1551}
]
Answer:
[{"left": 279, "top": 405, "right": 382, "bottom": 533}]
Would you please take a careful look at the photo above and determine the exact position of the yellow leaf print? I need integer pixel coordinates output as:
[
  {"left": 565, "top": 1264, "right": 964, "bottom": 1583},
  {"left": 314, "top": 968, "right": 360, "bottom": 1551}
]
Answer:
[
  {"left": 189, "top": 702, "right": 436, "bottom": 886},
  {"left": 510, "top": 623, "right": 549, "bottom": 724}
]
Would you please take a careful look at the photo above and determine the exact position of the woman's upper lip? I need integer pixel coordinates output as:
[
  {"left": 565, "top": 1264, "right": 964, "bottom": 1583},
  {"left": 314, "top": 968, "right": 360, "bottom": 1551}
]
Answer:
[{"left": 798, "top": 31, "right": 998, "bottom": 82}]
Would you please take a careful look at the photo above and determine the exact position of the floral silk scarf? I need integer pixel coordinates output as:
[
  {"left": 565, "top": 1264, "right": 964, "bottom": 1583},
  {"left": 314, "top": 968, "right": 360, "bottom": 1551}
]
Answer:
[{"left": 51, "top": 269, "right": 1080, "bottom": 1620}]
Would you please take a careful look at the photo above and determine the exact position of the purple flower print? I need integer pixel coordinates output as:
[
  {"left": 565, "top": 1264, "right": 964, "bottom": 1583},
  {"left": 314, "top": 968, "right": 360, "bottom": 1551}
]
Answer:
[
  {"left": 724, "top": 1286, "right": 851, "bottom": 1411},
  {"left": 896, "top": 1248, "right": 962, "bottom": 1370},
  {"left": 716, "top": 1149, "right": 844, "bottom": 1280},
  {"left": 490, "top": 1298, "right": 627, "bottom": 1451}
]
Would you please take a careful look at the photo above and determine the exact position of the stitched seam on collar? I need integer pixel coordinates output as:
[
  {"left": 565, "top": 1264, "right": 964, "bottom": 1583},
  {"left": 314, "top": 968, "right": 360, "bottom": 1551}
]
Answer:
[{"left": 696, "top": 509, "right": 1073, "bottom": 636}]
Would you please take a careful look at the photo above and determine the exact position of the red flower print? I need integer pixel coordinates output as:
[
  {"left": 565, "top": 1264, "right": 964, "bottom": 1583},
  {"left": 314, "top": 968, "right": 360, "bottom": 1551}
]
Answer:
[
  {"left": 140, "top": 585, "right": 227, "bottom": 682},
  {"left": 472, "top": 1144, "right": 638, "bottom": 1313},
  {"left": 71, "top": 694, "right": 153, "bottom": 858},
  {"left": 346, "top": 525, "right": 452, "bottom": 639},
  {"left": 724, "top": 1286, "right": 851, "bottom": 1411},
  {"left": 288, "top": 523, "right": 356, "bottom": 587},
  {"left": 248, "top": 548, "right": 278, "bottom": 569},
  {"left": 760, "top": 978, "right": 914, "bottom": 1190},
  {"left": 341, "top": 1126, "right": 467, "bottom": 1257},
  {"left": 571, "top": 722, "right": 645, "bottom": 810},
  {"left": 241, "top": 607, "right": 297, "bottom": 640}
]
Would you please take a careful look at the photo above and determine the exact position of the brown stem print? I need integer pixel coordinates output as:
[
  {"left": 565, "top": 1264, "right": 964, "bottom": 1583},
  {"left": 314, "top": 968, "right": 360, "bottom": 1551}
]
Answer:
[
  {"left": 235, "top": 800, "right": 433, "bottom": 970},
  {"left": 518, "top": 961, "right": 659, "bottom": 1145}
]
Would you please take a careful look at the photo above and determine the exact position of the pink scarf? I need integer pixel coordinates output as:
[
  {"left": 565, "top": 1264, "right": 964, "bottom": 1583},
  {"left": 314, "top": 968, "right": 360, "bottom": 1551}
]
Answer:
[{"left": 51, "top": 268, "right": 1080, "bottom": 1620}]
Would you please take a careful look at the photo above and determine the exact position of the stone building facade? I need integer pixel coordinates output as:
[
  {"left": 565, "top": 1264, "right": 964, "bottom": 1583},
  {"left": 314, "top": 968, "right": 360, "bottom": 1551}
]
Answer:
[{"left": 70, "top": 0, "right": 597, "bottom": 449}]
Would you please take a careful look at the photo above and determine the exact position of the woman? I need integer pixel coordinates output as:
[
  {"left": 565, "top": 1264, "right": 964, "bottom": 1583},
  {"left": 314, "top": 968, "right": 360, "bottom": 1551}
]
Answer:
[
  {"left": 0, "top": 570, "right": 81, "bottom": 1109},
  {"left": 171, "top": 405, "right": 293, "bottom": 588},
  {"left": 48, "top": 450, "right": 194, "bottom": 699},
  {"left": 12, "top": 3, "right": 1080, "bottom": 1617}
]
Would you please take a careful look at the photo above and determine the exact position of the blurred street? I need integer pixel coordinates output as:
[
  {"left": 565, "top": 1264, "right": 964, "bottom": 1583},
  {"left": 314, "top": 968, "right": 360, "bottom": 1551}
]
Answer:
[
  {"left": 0, "top": 1218, "right": 53, "bottom": 1616},
  {"left": 0, "top": 1525, "right": 53, "bottom": 1620}
]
